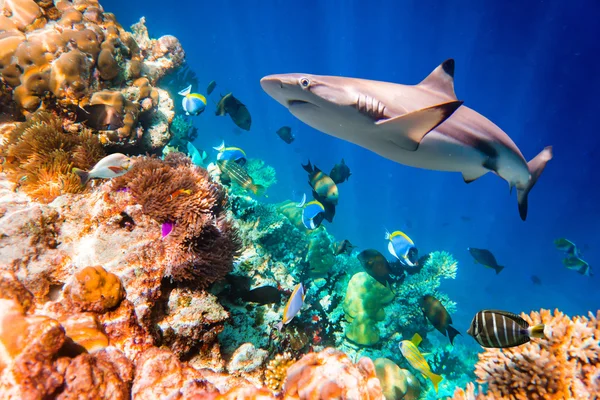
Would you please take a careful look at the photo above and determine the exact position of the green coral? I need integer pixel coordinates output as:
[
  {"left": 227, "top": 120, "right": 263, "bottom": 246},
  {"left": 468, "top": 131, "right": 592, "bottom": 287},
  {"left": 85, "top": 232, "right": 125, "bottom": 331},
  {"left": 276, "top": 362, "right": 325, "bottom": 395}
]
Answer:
[
  {"left": 343, "top": 272, "right": 394, "bottom": 345},
  {"left": 168, "top": 115, "right": 197, "bottom": 151},
  {"left": 245, "top": 158, "right": 277, "bottom": 190},
  {"left": 306, "top": 229, "right": 336, "bottom": 277}
]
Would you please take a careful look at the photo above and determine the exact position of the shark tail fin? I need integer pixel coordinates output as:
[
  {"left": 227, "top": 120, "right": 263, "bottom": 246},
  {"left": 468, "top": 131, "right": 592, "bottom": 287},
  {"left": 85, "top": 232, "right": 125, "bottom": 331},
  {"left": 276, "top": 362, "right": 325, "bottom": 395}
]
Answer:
[
  {"left": 178, "top": 85, "right": 192, "bottom": 96},
  {"left": 517, "top": 146, "right": 553, "bottom": 221}
]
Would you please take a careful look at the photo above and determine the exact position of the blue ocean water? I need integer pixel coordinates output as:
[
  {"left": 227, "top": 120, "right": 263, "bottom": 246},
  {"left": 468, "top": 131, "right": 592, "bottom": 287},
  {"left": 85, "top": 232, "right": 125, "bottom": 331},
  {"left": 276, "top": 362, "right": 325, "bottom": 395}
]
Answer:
[{"left": 104, "top": 0, "right": 599, "bottom": 332}]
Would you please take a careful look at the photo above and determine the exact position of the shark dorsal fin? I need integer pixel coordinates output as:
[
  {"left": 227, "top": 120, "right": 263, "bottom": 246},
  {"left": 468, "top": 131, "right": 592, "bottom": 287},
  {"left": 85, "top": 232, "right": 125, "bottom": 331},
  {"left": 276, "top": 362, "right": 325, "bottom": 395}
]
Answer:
[{"left": 418, "top": 59, "right": 457, "bottom": 100}]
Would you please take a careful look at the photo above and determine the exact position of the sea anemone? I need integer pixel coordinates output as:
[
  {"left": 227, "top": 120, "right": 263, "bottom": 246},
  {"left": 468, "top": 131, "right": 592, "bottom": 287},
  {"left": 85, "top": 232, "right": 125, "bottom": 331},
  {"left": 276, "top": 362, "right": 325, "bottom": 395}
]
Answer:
[
  {"left": 0, "top": 111, "right": 104, "bottom": 203},
  {"left": 111, "top": 153, "right": 241, "bottom": 288}
]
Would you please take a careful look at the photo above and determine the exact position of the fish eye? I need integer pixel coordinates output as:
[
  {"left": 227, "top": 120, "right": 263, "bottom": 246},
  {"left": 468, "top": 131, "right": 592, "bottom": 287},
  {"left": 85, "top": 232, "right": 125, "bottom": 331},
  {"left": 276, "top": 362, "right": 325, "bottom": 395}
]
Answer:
[{"left": 300, "top": 78, "right": 310, "bottom": 88}]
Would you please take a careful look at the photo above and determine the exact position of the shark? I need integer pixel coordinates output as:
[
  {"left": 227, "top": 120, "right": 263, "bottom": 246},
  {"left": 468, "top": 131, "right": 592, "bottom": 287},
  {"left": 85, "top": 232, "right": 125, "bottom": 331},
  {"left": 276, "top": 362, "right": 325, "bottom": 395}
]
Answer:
[{"left": 260, "top": 59, "right": 552, "bottom": 220}]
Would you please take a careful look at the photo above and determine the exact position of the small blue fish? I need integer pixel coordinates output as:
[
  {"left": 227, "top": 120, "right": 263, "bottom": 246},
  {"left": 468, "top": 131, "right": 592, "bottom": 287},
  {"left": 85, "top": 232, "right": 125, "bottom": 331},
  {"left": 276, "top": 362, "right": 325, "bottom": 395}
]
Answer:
[
  {"left": 386, "top": 230, "right": 418, "bottom": 267},
  {"left": 186, "top": 141, "right": 207, "bottom": 166},
  {"left": 277, "top": 283, "right": 305, "bottom": 331},
  {"left": 302, "top": 200, "right": 325, "bottom": 230},
  {"left": 178, "top": 85, "right": 207, "bottom": 116},
  {"left": 213, "top": 141, "right": 247, "bottom": 165}
]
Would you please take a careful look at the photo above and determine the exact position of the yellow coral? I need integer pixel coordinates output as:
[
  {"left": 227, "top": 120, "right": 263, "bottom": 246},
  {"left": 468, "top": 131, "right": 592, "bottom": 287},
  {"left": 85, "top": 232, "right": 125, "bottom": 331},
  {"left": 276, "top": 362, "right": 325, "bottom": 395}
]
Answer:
[
  {"left": 264, "top": 352, "right": 296, "bottom": 392},
  {"left": 65, "top": 266, "right": 124, "bottom": 313}
]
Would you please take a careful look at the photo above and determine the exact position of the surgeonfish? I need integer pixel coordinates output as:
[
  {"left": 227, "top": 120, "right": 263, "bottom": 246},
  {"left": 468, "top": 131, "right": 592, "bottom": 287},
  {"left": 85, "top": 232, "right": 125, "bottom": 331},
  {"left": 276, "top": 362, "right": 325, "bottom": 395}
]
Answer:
[
  {"left": 329, "top": 158, "right": 351, "bottom": 184},
  {"left": 178, "top": 85, "right": 207, "bottom": 116},
  {"left": 333, "top": 239, "right": 356, "bottom": 256},
  {"left": 357, "top": 249, "right": 402, "bottom": 288},
  {"left": 276, "top": 126, "right": 295, "bottom": 144},
  {"left": 386, "top": 230, "right": 418, "bottom": 267},
  {"left": 260, "top": 60, "right": 552, "bottom": 221},
  {"left": 215, "top": 92, "right": 252, "bottom": 131},
  {"left": 399, "top": 333, "right": 443, "bottom": 393},
  {"left": 74, "top": 104, "right": 124, "bottom": 131},
  {"left": 279, "top": 283, "right": 305, "bottom": 328},
  {"left": 301, "top": 200, "right": 325, "bottom": 230},
  {"left": 186, "top": 141, "right": 208, "bottom": 166},
  {"left": 242, "top": 285, "right": 283, "bottom": 305},
  {"left": 554, "top": 238, "right": 579, "bottom": 257},
  {"left": 217, "top": 160, "right": 265, "bottom": 196},
  {"left": 467, "top": 310, "right": 546, "bottom": 348},
  {"left": 206, "top": 80, "right": 217, "bottom": 95},
  {"left": 467, "top": 247, "right": 505, "bottom": 274},
  {"left": 419, "top": 295, "right": 461, "bottom": 345},
  {"left": 213, "top": 141, "right": 247, "bottom": 165},
  {"left": 73, "top": 153, "right": 132, "bottom": 185},
  {"left": 562, "top": 255, "right": 592, "bottom": 276}
]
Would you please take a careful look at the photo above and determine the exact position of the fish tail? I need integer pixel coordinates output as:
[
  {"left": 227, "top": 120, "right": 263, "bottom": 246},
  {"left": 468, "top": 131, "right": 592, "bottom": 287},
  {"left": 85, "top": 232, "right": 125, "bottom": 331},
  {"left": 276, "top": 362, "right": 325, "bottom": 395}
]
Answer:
[
  {"left": 213, "top": 141, "right": 225, "bottom": 151},
  {"left": 72, "top": 168, "right": 89, "bottom": 185},
  {"left": 250, "top": 184, "right": 266, "bottom": 196},
  {"left": 495, "top": 265, "right": 505, "bottom": 274},
  {"left": 447, "top": 325, "right": 462, "bottom": 345},
  {"left": 428, "top": 371, "right": 443, "bottom": 393},
  {"left": 517, "top": 146, "right": 553, "bottom": 221},
  {"left": 296, "top": 193, "right": 307, "bottom": 208},
  {"left": 529, "top": 324, "right": 546, "bottom": 339},
  {"left": 178, "top": 84, "right": 192, "bottom": 96},
  {"left": 301, "top": 160, "right": 313, "bottom": 173}
]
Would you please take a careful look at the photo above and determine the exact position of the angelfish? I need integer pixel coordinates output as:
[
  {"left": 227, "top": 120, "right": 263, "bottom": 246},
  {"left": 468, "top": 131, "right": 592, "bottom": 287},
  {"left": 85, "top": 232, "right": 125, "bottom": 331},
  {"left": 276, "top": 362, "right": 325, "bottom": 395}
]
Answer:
[
  {"left": 72, "top": 153, "right": 132, "bottom": 185},
  {"left": 260, "top": 59, "right": 552, "bottom": 220},
  {"left": 276, "top": 283, "right": 305, "bottom": 331}
]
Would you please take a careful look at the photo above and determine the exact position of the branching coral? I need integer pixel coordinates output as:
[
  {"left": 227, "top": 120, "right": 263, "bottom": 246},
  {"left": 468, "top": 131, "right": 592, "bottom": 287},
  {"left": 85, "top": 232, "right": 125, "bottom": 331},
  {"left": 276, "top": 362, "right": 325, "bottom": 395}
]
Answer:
[
  {"left": 453, "top": 309, "right": 600, "bottom": 400},
  {"left": 265, "top": 352, "right": 296, "bottom": 392},
  {"left": 111, "top": 153, "right": 241, "bottom": 287},
  {"left": 0, "top": 110, "right": 104, "bottom": 202}
]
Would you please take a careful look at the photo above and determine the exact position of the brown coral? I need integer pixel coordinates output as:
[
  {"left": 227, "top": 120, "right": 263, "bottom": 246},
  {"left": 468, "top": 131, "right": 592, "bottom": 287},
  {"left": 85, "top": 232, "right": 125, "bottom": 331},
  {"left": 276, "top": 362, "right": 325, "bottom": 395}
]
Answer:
[
  {"left": 64, "top": 265, "right": 124, "bottom": 313},
  {"left": 455, "top": 308, "right": 600, "bottom": 400},
  {"left": 265, "top": 352, "right": 296, "bottom": 392},
  {"left": 111, "top": 154, "right": 241, "bottom": 288},
  {"left": 0, "top": 110, "right": 105, "bottom": 202},
  {"left": 283, "top": 347, "right": 385, "bottom": 399},
  {"left": 60, "top": 313, "right": 109, "bottom": 353}
]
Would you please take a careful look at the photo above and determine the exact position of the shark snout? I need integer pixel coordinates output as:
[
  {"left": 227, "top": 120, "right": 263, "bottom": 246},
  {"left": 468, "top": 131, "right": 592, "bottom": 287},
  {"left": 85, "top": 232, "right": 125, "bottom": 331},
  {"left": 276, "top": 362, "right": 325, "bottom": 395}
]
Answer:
[{"left": 260, "top": 74, "right": 309, "bottom": 108}]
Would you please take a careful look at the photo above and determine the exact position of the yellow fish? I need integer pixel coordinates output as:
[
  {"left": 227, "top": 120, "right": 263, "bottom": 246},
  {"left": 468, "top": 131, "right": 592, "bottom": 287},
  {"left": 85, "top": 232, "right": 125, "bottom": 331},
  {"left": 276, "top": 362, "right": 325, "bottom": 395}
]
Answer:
[{"left": 399, "top": 333, "right": 443, "bottom": 393}]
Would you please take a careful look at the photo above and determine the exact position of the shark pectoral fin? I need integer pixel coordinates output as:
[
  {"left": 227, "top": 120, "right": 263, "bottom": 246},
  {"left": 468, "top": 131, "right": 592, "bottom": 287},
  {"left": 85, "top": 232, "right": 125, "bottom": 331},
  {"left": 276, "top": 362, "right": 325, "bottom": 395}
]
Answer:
[
  {"left": 418, "top": 59, "right": 458, "bottom": 100},
  {"left": 462, "top": 170, "right": 488, "bottom": 184},
  {"left": 376, "top": 100, "right": 463, "bottom": 151}
]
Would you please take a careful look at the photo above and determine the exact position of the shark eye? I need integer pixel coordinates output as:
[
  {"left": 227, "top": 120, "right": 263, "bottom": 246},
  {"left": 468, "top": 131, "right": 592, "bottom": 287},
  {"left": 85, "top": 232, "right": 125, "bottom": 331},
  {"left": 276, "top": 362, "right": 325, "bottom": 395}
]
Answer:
[{"left": 300, "top": 78, "right": 310, "bottom": 88}]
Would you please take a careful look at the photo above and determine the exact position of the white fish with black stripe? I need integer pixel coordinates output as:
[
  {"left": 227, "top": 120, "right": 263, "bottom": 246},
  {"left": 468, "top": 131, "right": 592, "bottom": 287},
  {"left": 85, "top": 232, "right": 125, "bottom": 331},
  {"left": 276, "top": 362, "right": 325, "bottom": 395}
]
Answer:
[{"left": 467, "top": 309, "right": 546, "bottom": 348}]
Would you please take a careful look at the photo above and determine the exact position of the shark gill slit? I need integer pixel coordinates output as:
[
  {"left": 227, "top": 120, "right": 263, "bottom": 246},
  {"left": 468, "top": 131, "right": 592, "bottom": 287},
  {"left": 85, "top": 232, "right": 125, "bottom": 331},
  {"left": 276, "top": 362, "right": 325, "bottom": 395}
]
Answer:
[{"left": 356, "top": 94, "right": 386, "bottom": 121}]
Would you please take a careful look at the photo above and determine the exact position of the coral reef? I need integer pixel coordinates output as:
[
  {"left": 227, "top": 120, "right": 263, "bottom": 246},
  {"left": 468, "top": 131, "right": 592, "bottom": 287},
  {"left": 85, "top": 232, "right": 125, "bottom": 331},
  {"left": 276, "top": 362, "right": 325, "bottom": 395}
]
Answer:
[
  {"left": 245, "top": 158, "right": 277, "bottom": 191},
  {"left": 452, "top": 309, "right": 600, "bottom": 400},
  {"left": 0, "top": 3, "right": 182, "bottom": 153},
  {"left": 0, "top": 111, "right": 104, "bottom": 202},
  {"left": 265, "top": 352, "right": 296, "bottom": 392},
  {"left": 64, "top": 265, "right": 124, "bottom": 312}
]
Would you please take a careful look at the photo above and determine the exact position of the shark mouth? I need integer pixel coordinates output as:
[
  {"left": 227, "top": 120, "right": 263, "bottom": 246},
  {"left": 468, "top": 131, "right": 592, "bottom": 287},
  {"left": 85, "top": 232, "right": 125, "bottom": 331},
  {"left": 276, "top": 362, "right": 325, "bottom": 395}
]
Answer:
[{"left": 287, "top": 99, "right": 312, "bottom": 107}]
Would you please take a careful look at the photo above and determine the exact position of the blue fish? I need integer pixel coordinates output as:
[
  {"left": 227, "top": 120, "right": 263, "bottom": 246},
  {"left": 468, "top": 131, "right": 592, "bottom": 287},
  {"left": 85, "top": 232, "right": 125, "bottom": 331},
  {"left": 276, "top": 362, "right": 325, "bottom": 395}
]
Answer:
[
  {"left": 186, "top": 141, "right": 207, "bottom": 166},
  {"left": 386, "top": 230, "right": 418, "bottom": 267},
  {"left": 302, "top": 200, "right": 325, "bottom": 230},
  {"left": 178, "top": 85, "right": 207, "bottom": 116},
  {"left": 213, "top": 141, "right": 247, "bottom": 165}
]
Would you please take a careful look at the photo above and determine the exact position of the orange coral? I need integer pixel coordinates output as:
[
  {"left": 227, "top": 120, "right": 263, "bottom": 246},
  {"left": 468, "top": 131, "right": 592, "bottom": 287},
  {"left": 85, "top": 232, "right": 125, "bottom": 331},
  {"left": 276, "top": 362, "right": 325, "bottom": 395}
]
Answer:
[
  {"left": 60, "top": 313, "right": 110, "bottom": 353},
  {"left": 453, "top": 309, "right": 600, "bottom": 400},
  {"left": 283, "top": 347, "right": 385, "bottom": 399},
  {"left": 0, "top": 110, "right": 104, "bottom": 202},
  {"left": 111, "top": 154, "right": 241, "bottom": 288},
  {"left": 64, "top": 265, "right": 124, "bottom": 313}
]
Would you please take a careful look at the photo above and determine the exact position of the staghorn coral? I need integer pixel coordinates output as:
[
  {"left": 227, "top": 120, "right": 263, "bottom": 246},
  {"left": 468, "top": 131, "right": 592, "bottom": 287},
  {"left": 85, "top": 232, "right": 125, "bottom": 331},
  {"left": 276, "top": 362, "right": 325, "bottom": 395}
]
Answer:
[
  {"left": 0, "top": 110, "right": 104, "bottom": 202},
  {"left": 283, "top": 347, "right": 385, "bottom": 399},
  {"left": 453, "top": 308, "right": 600, "bottom": 400},
  {"left": 64, "top": 265, "right": 125, "bottom": 313},
  {"left": 111, "top": 154, "right": 241, "bottom": 287},
  {"left": 265, "top": 352, "right": 296, "bottom": 393}
]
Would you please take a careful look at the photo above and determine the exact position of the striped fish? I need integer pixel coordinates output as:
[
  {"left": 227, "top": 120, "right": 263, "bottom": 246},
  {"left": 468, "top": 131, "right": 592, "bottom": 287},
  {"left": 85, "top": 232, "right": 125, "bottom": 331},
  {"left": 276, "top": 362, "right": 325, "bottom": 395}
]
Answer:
[
  {"left": 302, "top": 160, "right": 339, "bottom": 205},
  {"left": 399, "top": 333, "right": 443, "bottom": 393},
  {"left": 467, "top": 310, "right": 546, "bottom": 348},
  {"left": 217, "top": 160, "right": 265, "bottom": 196}
]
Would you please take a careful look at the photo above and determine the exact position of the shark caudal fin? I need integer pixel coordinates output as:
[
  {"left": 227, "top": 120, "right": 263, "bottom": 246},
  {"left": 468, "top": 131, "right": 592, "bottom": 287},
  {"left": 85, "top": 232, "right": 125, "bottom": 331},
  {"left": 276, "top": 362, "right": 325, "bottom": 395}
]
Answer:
[{"left": 517, "top": 146, "right": 553, "bottom": 221}]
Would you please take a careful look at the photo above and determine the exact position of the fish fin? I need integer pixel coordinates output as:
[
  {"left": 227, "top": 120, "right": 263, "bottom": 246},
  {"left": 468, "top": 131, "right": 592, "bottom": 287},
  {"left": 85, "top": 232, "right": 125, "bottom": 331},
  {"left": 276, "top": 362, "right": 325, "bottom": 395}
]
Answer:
[
  {"left": 410, "top": 333, "right": 422, "bottom": 347},
  {"left": 296, "top": 193, "right": 307, "bottom": 208},
  {"left": 529, "top": 324, "right": 546, "bottom": 339},
  {"left": 301, "top": 160, "right": 313, "bottom": 173},
  {"left": 375, "top": 100, "right": 463, "bottom": 151},
  {"left": 108, "top": 166, "right": 124, "bottom": 173},
  {"left": 517, "top": 146, "right": 553, "bottom": 221},
  {"left": 72, "top": 168, "right": 89, "bottom": 185},
  {"left": 462, "top": 169, "right": 488, "bottom": 184},
  {"left": 428, "top": 371, "right": 443, "bottom": 394},
  {"left": 322, "top": 202, "right": 335, "bottom": 223},
  {"left": 418, "top": 58, "right": 457, "bottom": 101},
  {"left": 178, "top": 84, "right": 192, "bottom": 96},
  {"left": 447, "top": 325, "right": 461, "bottom": 345},
  {"left": 213, "top": 141, "right": 225, "bottom": 151},
  {"left": 250, "top": 184, "right": 266, "bottom": 197},
  {"left": 495, "top": 265, "right": 505, "bottom": 274}
]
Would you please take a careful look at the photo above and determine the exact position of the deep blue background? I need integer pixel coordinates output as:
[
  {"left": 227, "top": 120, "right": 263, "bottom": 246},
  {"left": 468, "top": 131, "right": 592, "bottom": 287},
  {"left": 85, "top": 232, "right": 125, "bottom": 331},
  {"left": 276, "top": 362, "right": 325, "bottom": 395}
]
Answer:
[{"left": 103, "top": 0, "right": 600, "bottom": 328}]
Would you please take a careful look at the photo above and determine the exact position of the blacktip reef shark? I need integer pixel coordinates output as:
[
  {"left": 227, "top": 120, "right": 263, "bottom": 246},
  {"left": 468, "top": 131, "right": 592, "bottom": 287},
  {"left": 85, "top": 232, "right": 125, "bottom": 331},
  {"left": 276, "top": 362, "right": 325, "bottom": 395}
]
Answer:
[{"left": 260, "top": 59, "right": 552, "bottom": 220}]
